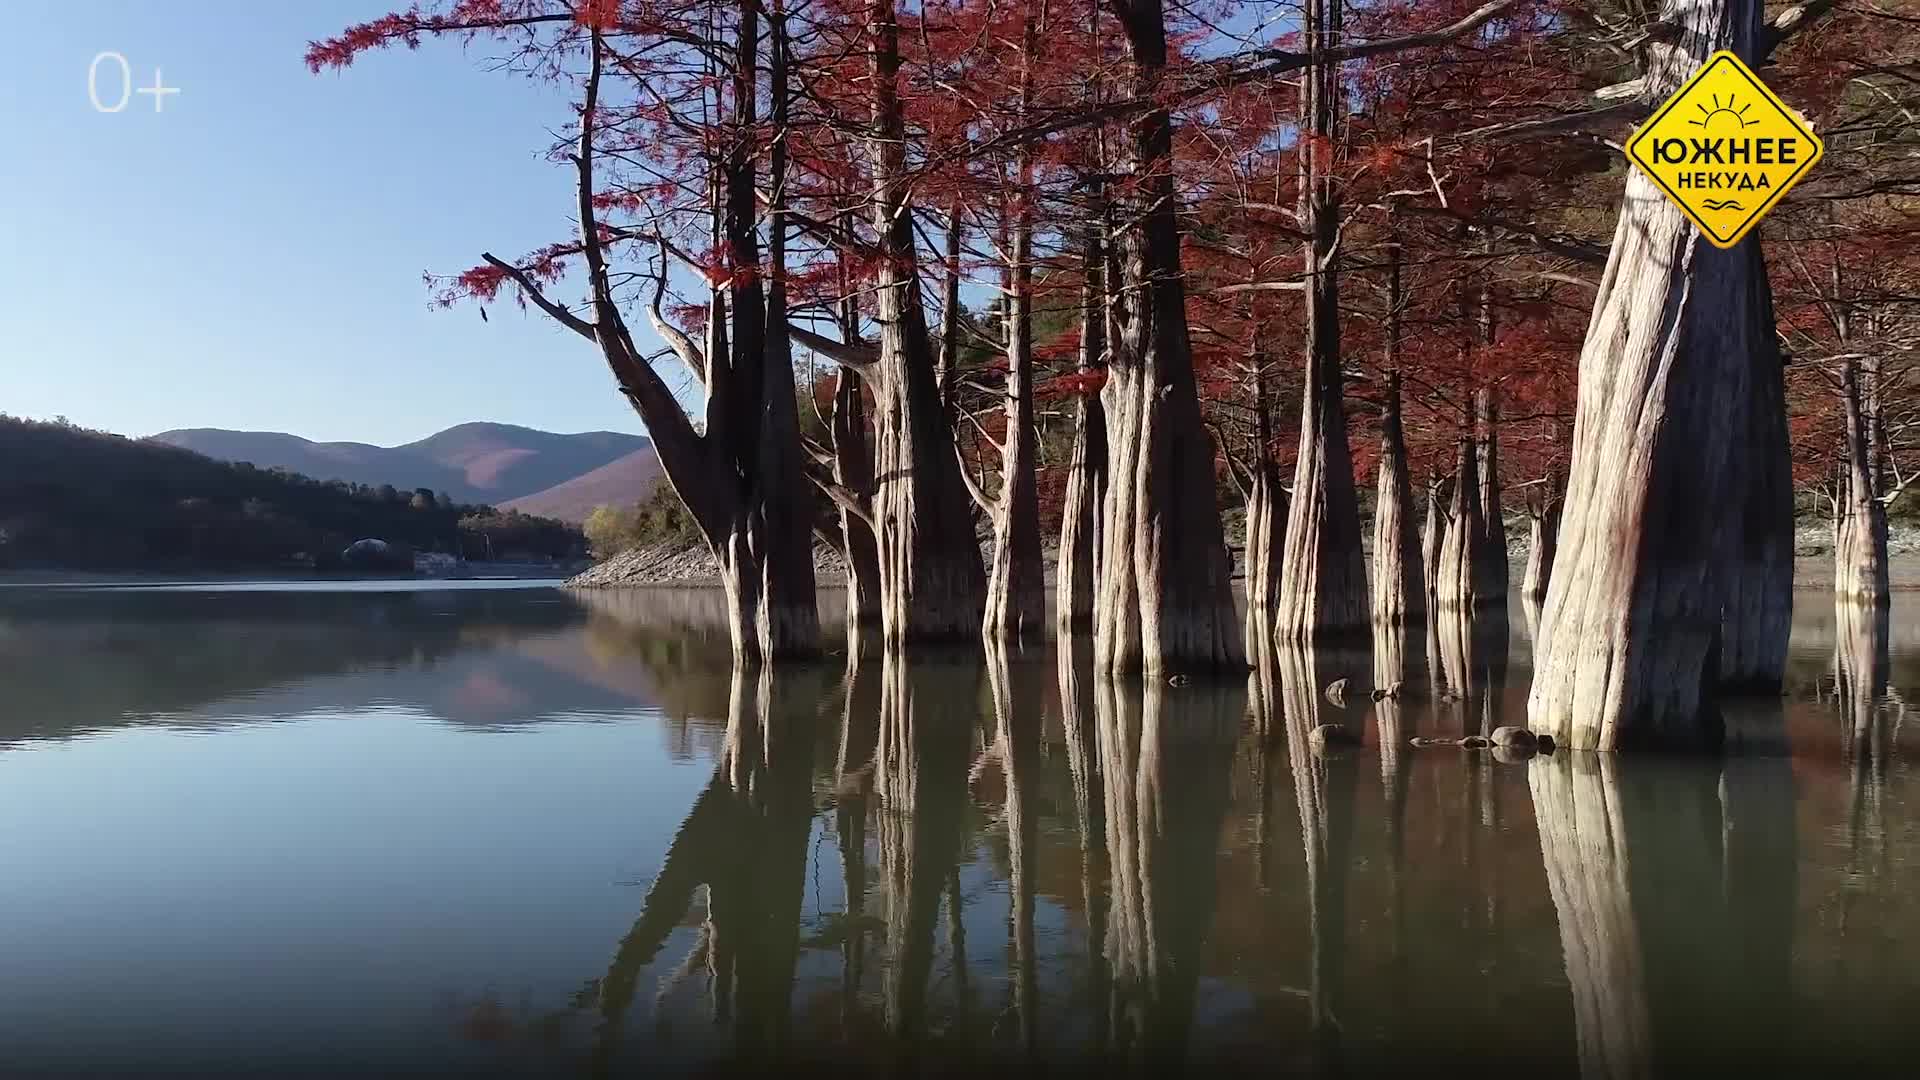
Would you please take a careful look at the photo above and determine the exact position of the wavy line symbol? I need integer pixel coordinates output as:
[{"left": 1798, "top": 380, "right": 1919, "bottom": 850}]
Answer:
[{"left": 1701, "top": 198, "right": 1745, "bottom": 211}]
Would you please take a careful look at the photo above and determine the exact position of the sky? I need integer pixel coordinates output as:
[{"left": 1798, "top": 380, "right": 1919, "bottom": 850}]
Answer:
[{"left": 0, "top": 3, "right": 663, "bottom": 446}]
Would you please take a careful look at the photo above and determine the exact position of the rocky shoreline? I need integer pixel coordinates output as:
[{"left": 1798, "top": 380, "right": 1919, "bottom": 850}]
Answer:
[{"left": 565, "top": 523, "right": 1920, "bottom": 590}]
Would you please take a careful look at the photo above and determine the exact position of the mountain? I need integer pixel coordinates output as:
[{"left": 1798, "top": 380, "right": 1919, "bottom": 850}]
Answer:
[
  {"left": 151, "top": 423, "right": 655, "bottom": 509},
  {"left": 0, "top": 417, "right": 581, "bottom": 572},
  {"left": 499, "top": 448, "right": 665, "bottom": 523}
]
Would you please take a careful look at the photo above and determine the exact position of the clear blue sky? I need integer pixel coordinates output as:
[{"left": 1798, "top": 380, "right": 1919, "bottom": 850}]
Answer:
[{"left": 1, "top": 3, "right": 660, "bottom": 446}]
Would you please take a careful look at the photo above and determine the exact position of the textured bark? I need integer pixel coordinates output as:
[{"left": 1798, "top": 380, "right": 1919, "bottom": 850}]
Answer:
[
  {"left": 1243, "top": 461, "right": 1287, "bottom": 650},
  {"left": 1099, "top": 675, "right": 1242, "bottom": 1068},
  {"left": 865, "top": 0, "right": 986, "bottom": 645},
  {"left": 1718, "top": 269, "right": 1794, "bottom": 690},
  {"left": 1058, "top": 232, "right": 1109, "bottom": 632},
  {"left": 1094, "top": 0, "right": 1243, "bottom": 675},
  {"left": 1473, "top": 388, "right": 1510, "bottom": 601},
  {"left": 1275, "top": 0, "right": 1369, "bottom": 643},
  {"left": 831, "top": 218, "right": 882, "bottom": 632},
  {"left": 1527, "top": 0, "right": 1787, "bottom": 750},
  {"left": 1436, "top": 438, "right": 1490, "bottom": 610},
  {"left": 984, "top": 20, "right": 1046, "bottom": 644},
  {"left": 1243, "top": 355, "right": 1287, "bottom": 649},
  {"left": 1836, "top": 359, "right": 1891, "bottom": 606},
  {"left": 1372, "top": 371, "right": 1425, "bottom": 627},
  {"left": 1522, "top": 492, "right": 1557, "bottom": 603},
  {"left": 1420, "top": 479, "right": 1445, "bottom": 606}
]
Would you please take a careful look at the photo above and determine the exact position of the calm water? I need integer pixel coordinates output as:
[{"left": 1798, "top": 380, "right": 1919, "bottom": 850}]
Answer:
[{"left": 0, "top": 581, "right": 1916, "bottom": 1075}]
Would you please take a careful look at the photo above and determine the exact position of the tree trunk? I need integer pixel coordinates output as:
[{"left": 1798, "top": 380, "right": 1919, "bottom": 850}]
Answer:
[
  {"left": 1421, "top": 478, "right": 1445, "bottom": 607},
  {"left": 865, "top": 0, "right": 986, "bottom": 646},
  {"left": 984, "top": 6, "right": 1046, "bottom": 643},
  {"left": 1058, "top": 231, "right": 1109, "bottom": 633},
  {"left": 1473, "top": 387, "right": 1509, "bottom": 602},
  {"left": 1527, "top": 0, "right": 1787, "bottom": 751},
  {"left": 831, "top": 209, "right": 882, "bottom": 635},
  {"left": 1372, "top": 371, "right": 1424, "bottom": 627},
  {"left": 562, "top": 32, "right": 819, "bottom": 664},
  {"left": 1095, "top": 0, "right": 1242, "bottom": 676},
  {"left": 1437, "top": 437, "right": 1485, "bottom": 609},
  {"left": 1522, "top": 493, "right": 1557, "bottom": 602},
  {"left": 832, "top": 377, "right": 882, "bottom": 635},
  {"left": 1244, "top": 358, "right": 1286, "bottom": 648},
  {"left": 1718, "top": 271, "right": 1793, "bottom": 690},
  {"left": 1276, "top": 0, "right": 1369, "bottom": 643},
  {"left": 1836, "top": 358, "right": 1891, "bottom": 605}
]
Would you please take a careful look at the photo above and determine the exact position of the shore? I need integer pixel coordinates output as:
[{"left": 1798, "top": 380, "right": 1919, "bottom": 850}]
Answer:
[
  {"left": 566, "top": 522, "right": 1920, "bottom": 591},
  {"left": 0, "top": 561, "right": 574, "bottom": 587}
]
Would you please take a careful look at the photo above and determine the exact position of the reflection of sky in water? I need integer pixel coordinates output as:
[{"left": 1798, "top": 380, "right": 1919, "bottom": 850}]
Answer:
[{"left": 0, "top": 583, "right": 1917, "bottom": 1071}]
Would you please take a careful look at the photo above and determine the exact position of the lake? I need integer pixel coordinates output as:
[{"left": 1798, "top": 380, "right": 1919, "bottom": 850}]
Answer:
[{"left": 0, "top": 580, "right": 1914, "bottom": 1074}]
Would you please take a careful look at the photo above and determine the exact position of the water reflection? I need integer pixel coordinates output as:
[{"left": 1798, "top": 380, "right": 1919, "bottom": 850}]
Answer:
[
  {"left": 1529, "top": 744, "right": 1796, "bottom": 1077},
  {"left": 6, "top": 583, "right": 1920, "bottom": 1072},
  {"left": 1101, "top": 673, "right": 1243, "bottom": 1069},
  {"left": 596, "top": 665, "right": 827, "bottom": 1069}
]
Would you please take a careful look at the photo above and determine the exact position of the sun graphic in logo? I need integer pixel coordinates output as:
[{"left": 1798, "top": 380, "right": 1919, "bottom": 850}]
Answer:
[{"left": 1689, "top": 94, "right": 1755, "bottom": 130}]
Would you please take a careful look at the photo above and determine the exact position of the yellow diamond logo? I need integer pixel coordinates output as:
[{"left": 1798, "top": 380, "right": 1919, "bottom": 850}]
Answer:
[{"left": 1626, "top": 51, "right": 1823, "bottom": 248}]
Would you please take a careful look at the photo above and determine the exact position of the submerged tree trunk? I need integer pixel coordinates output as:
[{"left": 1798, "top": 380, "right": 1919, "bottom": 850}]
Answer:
[
  {"left": 1528, "top": 0, "right": 1788, "bottom": 750},
  {"left": 1836, "top": 358, "right": 1891, "bottom": 606},
  {"left": 984, "top": 5, "right": 1046, "bottom": 643},
  {"left": 1373, "top": 371, "right": 1424, "bottom": 627},
  {"left": 865, "top": 0, "right": 986, "bottom": 645},
  {"left": 1095, "top": 0, "right": 1242, "bottom": 675},
  {"left": 1276, "top": 0, "right": 1369, "bottom": 643},
  {"left": 1058, "top": 229, "right": 1109, "bottom": 632}
]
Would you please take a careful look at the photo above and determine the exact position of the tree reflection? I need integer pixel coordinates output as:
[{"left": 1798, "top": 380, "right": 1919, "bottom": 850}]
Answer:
[
  {"left": 592, "top": 663, "right": 826, "bottom": 1071},
  {"left": 1058, "top": 636, "right": 1111, "bottom": 1056},
  {"left": 1834, "top": 597, "right": 1896, "bottom": 904},
  {"left": 834, "top": 649, "right": 882, "bottom": 1027},
  {"left": 873, "top": 653, "right": 978, "bottom": 1049},
  {"left": 985, "top": 640, "right": 1046, "bottom": 1057},
  {"left": 1252, "top": 643, "right": 1357, "bottom": 1067},
  {"left": 1432, "top": 605, "right": 1509, "bottom": 736},
  {"left": 1371, "top": 622, "right": 1419, "bottom": 979},
  {"left": 1530, "top": 745, "right": 1796, "bottom": 1077},
  {"left": 1101, "top": 674, "right": 1243, "bottom": 1069}
]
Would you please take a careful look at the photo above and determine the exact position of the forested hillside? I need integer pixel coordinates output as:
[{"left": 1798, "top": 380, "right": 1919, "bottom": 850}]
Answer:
[{"left": 0, "top": 416, "right": 582, "bottom": 571}]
